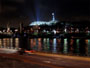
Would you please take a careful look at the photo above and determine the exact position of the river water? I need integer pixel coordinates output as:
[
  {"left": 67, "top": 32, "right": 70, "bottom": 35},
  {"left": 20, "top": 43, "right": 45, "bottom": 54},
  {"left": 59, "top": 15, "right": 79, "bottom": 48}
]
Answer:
[{"left": 0, "top": 38, "right": 90, "bottom": 56}]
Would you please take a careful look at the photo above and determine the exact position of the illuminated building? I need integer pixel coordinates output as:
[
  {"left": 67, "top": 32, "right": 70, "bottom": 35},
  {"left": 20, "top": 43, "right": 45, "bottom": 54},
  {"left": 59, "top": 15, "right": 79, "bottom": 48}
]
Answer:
[
  {"left": 7, "top": 24, "right": 10, "bottom": 32},
  {"left": 29, "top": 13, "right": 58, "bottom": 26}
]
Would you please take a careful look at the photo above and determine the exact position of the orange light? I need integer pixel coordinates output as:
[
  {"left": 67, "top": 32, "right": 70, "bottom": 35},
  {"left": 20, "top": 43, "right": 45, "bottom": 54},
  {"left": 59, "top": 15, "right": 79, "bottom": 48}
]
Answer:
[{"left": 25, "top": 50, "right": 36, "bottom": 53}]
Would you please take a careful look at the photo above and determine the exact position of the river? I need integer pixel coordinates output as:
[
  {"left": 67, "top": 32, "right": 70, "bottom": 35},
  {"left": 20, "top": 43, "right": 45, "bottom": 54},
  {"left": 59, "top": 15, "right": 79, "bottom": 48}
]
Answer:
[{"left": 0, "top": 38, "right": 90, "bottom": 56}]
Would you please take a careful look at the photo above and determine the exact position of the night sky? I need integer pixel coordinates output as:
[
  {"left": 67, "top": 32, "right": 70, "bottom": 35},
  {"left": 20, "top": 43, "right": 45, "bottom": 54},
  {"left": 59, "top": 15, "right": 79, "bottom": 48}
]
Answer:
[{"left": 0, "top": 0, "right": 90, "bottom": 27}]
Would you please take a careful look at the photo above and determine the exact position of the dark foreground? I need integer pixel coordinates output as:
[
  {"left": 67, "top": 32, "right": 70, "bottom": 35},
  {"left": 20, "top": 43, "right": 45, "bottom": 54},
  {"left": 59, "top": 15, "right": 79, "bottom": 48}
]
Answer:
[{"left": 0, "top": 48, "right": 90, "bottom": 68}]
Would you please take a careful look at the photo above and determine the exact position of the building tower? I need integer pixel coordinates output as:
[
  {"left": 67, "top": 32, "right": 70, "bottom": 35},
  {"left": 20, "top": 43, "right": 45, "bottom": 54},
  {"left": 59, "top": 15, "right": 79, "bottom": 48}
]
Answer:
[
  {"left": 20, "top": 22, "right": 23, "bottom": 33},
  {"left": 7, "top": 23, "right": 10, "bottom": 32},
  {"left": 52, "top": 13, "right": 55, "bottom": 21},
  {"left": 20, "top": 23, "right": 22, "bottom": 33}
]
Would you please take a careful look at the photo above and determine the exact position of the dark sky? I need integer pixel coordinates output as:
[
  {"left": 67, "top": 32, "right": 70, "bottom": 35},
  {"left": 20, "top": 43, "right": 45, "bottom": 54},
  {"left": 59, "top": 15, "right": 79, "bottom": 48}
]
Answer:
[{"left": 0, "top": 0, "right": 90, "bottom": 27}]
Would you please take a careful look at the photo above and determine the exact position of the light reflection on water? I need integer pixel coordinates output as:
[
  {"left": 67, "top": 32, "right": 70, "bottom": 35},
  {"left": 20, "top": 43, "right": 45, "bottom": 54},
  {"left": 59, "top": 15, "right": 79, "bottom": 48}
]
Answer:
[
  {"left": 0, "top": 38, "right": 90, "bottom": 56},
  {"left": 88, "top": 40, "right": 90, "bottom": 55},
  {"left": 53, "top": 38, "right": 57, "bottom": 53},
  {"left": 63, "top": 39, "right": 67, "bottom": 54},
  {"left": 76, "top": 39, "right": 79, "bottom": 54},
  {"left": 86, "top": 39, "right": 90, "bottom": 55},
  {"left": 0, "top": 38, "right": 19, "bottom": 49},
  {"left": 29, "top": 38, "right": 90, "bottom": 55}
]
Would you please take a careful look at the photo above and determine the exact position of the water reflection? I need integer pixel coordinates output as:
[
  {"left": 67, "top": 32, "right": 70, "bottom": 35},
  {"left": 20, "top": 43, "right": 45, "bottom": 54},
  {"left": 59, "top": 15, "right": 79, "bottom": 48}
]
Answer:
[
  {"left": 0, "top": 38, "right": 19, "bottom": 49},
  {"left": 63, "top": 39, "right": 67, "bottom": 54},
  {"left": 72, "top": 38, "right": 77, "bottom": 54},
  {"left": 0, "top": 38, "right": 90, "bottom": 56},
  {"left": 38, "top": 38, "right": 42, "bottom": 51},
  {"left": 87, "top": 40, "right": 90, "bottom": 56},
  {"left": 79, "top": 39, "right": 87, "bottom": 56},
  {"left": 76, "top": 39, "right": 80, "bottom": 54},
  {"left": 43, "top": 38, "right": 50, "bottom": 52},
  {"left": 53, "top": 38, "right": 57, "bottom": 53},
  {"left": 29, "top": 38, "right": 90, "bottom": 55}
]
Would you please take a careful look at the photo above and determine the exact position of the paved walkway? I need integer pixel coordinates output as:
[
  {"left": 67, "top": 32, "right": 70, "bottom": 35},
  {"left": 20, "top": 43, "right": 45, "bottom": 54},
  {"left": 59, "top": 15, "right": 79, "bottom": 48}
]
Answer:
[
  {"left": 0, "top": 48, "right": 90, "bottom": 62},
  {"left": 0, "top": 48, "right": 90, "bottom": 68},
  {"left": 35, "top": 52, "right": 90, "bottom": 62},
  {"left": 0, "top": 48, "right": 18, "bottom": 54}
]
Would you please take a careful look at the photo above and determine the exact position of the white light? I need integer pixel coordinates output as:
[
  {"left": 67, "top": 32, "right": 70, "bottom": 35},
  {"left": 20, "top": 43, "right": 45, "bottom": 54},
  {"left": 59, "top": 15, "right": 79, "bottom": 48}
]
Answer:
[
  {"left": 52, "top": 13, "right": 54, "bottom": 15},
  {"left": 15, "top": 29, "right": 18, "bottom": 32},
  {"left": 0, "top": 31, "right": 2, "bottom": 33},
  {"left": 64, "top": 28, "right": 67, "bottom": 33},
  {"left": 30, "top": 21, "right": 57, "bottom": 26},
  {"left": 52, "top": 13, "right": 55, "bottom": 21},
  {"left": 53, "top": 30, "right": 56, "bottom": 34},
  {"left": 3, "top": 30, "right": 6, "bottom": 32},
  {"left": 43, "top": 30, "right": 46, "bottom": 32}
]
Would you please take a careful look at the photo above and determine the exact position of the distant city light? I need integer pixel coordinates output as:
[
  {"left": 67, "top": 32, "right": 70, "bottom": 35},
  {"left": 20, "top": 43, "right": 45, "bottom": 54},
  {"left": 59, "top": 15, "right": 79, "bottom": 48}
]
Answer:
[
  {"left": 43, "top": 30, "right": 46, "bottom": 32},
  {"left": 15, "top": 29, "right": 18, "bottom": 32},
  {"left": 64, "top": 28, "right": 67, "bottom": 33},
  {"left": 52, "top": 30, "right": 56, "bottom": 34},
  {"left": 0, "top": 31, "right": 2, "bottom": 33},
  {"left": 3, "top": 30, "right": 5, "bottom": 32},
  {"left": 30, "top": 21, "right": 58, "bottom": 26}
]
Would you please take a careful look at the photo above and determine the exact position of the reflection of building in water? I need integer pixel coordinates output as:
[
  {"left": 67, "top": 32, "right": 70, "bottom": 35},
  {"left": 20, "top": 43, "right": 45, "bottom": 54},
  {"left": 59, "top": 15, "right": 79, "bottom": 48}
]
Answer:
[
  {"left": 86, "top": 39, "right": 90, "bottom": 56},
  {"left": 0, "top": 38, "right": 19, "bottom": 49},
  {"left": 63, "top": 39, "right": 68, "bottom": 53},
  {"left": 38, "top": 38, "right": 42, "bottom": 51},
  {"left": 53, "top": 38, "right": 57, "bottom": 53}
]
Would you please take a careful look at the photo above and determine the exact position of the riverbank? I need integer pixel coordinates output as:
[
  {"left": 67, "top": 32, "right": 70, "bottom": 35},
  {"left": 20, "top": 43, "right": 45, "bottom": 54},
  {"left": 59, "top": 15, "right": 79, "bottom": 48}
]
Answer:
[
  {"left": 0, "top": 48, "right": 90, "bottom": 68},
  {"left": 34, "top": 52, "right": 90, "bottom": 62},
  {"left": 0, "top": 55, "right": 52, "bottom": 68}
]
